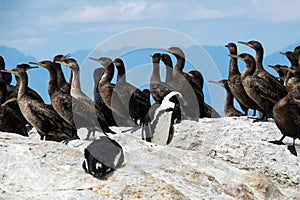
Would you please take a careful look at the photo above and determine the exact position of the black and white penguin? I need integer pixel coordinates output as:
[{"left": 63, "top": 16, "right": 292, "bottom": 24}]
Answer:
[
  {"left": 142, "top": 91, "right": 182, "bottom": 146},
  {"left": 82, "top": 136, "right": 124, "bottom": 179}
]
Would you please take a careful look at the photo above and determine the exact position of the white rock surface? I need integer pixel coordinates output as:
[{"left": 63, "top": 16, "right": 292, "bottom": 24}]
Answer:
[{"left": 1, "top": 117, "right": 299, "bottom": 199}]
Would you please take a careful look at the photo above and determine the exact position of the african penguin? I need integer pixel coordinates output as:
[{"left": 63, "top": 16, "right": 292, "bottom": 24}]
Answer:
[
  {"left": 82, "top": 136, "right": 124, "bottom": 179},
  {"left": 142, "top": 91, "right": 182, "bottom": 145}
]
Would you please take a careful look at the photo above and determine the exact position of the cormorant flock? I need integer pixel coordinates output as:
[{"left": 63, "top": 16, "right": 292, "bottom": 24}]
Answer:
[{"left": 1, "top": 41, "right": 300, "bottom": 178}]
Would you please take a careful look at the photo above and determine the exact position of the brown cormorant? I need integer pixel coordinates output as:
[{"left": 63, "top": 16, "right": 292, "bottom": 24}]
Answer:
[
  {"left": 160, "top": 53, "right": 183, "bottom": 122},
  {"left": 268, "top": 64, "right": 289, "bottom": 84},
  {"left": 53, "top": 54, "right": 72, "bottom": 94},
  {"left": 230, "top": 53, "right": 280, "bottom": 121},
  {"left": 0, "top": 65, "right": 27, "bottom": 136},
  {"left": 280, "top": 51, "right": 299, "bottom": 67},
  {"left": 89, "top": 57, "right": 137, "bottom": 127},
  {"left": 161, "top": 53, "right": 174, "bottom": 87},
  {"left": 93, "top": 67, "right": 117, "bottom": 126},
  {"left": 57, "top": 57, "right": 116, "bottom": 135},
  {"left": 2, "top": 67, "right": 76, "bottom": 141},
  {"left": 238, "top": 40, "right": 287, "bottom": 100},
  {"left": 0, "top": 56, "right": 12, "bottom": 85},
  {"left": 28, "top": 60, "right": 79, "bottom": 140},
  {"left": 225, "top": 42, "right": 259, "bottom": 116},
  {"left": 164, "top": 47, "right": 204, "bottom": 119},
  {"left": 209, "top": 80, "right": 244, "bottom": 117},
  {"left": 113, "top": 58, "right": 151, "bottom": 125},
  {"left": 270, "top": 66, "right": 300, "bottom": 156},
  {"left": 150, "top": 53, "right": 172, "bottom": 103}
]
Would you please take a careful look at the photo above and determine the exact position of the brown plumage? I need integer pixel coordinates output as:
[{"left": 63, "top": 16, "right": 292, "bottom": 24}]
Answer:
[
  {"left": 53, "top": 54, "right": 72, "bottom": 94},
  {"left": 113, "top": 58, "right": 151, "bottom": 125},
  {"left": 225, "top": 42, "right": 258, "bottom": 116},
  {"left": 209, "top": 80, "right": 244, "bottom": 117},
  {"left": 57, "top": 57, "right": 116, "bottom": 136},
  {"left": 164, "top": 47, "right": 204, "bottom": 119},
  {"left": 29, "top": 60, "right": 79, "bottom": 140},
  {"left": 231, "top": 53, "right": 280, "bottom": 121},
  {"left": 270, "top": 66, "right": 300, "bottom": 156},
  {"left": 2, "top": 67, "right": 76, "bottom": 141},
  {"left": 238, "top": 40, "right": 287, "bottom": 101},
  {"left": 90, "top": 57, "right": 136, "bottom": 127},
  {"left": 0, "top": 65, "right": 27, "bottom": 136}
]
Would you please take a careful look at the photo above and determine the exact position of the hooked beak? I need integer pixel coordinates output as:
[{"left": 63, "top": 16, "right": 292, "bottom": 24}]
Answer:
[
  {"left": 238, "top": 41, "right": 249, "bottom": 46},
  {"left": 1, "top": 69, "right": 14, "bottom": 74},
  {"left": 1, "top": 97, "right": 17, "bottom": 107},
  {"left": 228, "top": 54, "right": 239, "bottom": 59}
]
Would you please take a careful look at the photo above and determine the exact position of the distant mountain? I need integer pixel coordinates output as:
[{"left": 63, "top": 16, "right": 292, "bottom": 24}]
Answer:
[{"left": 0, "top": 46, "right": 37, "bottom": 68}]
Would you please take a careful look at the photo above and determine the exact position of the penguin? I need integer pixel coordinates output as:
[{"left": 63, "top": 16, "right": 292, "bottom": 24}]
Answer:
[
  {"left": 142, "top": 91, "right": 182, "bottom": 146},
  {"left": 82, "top": 136, "right": 124, "bottom": 179}
]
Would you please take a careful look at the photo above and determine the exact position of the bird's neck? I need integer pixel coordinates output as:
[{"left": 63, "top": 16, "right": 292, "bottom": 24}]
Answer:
[
  {"left": 71, "top": 68, "right": 81, "bottom": 92},
  {"left": 151, "top": 62, "right": 161, "bottom": 82},
  {"left": 47, "top": 66, "right": 59, "bottom": 96},
  {"left": 17, "top": 74, "right": 28, "bottom": 97},
  {"left": 243, "top": 62, "right": 256, "bottom": 76},
  {"left": 0, "top": 79, "right": 7, "bottom": 104},
  {"left": 255, "top": 49, "right": 264, "bottom": 71},
  {"left": 224, "top": 87, "right": 235, "bottom": 110},
  {"left": 174, "top": 57, "right": 185, "bottom": 72},
  {"left": 117, "top": 64, "right": 126, "bottom": 82},
  {"left": 165, "top": 64, "right": 173, "bottom": 87},
  {"left": 229, "top": 51, "right": 240, "bottom": 75},
  {"left": 55, "top": 63, "right": 68, "bottom": 88}
]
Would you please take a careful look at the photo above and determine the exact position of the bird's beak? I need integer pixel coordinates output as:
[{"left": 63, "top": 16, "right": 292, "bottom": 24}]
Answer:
[
  {"left": 225, "top": 44, "right": 229, "bottom": 48},
  {"left": 62, "top": 53, "right": 71, "bottom": 60},
  {"left": 279, "top": 52, "right": 286, "bottom": 55},
  {"left": 1, "top": 97, "right": 17, "bottom": 107},
  {"left": 1, "top": 69, "right": 15, "bottom": 74},
  {"left": 228, "top": 54, "right": 239, "bottom": 59},
  {"left": 267, "top": 65, "right": 279, "bottom": 72},
  {"left": 238, "top": 41, "right": 249, "bottom": 46},
  {"left": 89, "top": 57, "right": 100, "bottom": 62},
  {"left": 208, "top": 80, "right": 223, "bottom": 87},
  {"left": 90, "top": 57, "right": 106, "bottom": 67}
]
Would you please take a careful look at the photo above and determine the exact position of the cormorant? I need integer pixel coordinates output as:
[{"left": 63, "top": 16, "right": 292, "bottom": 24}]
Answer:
[
  {"left": 0, "top": 56, "right": 12, "bottom": 85},
  {"left": 150, "top": 53, "right": 172, "bottom": 103},
  {"left": 2, "top": 67, "right": 76, "bottom": 142},
  {"left": 28, "top": 60, "right": 79, "bottom": 140},
  {"left": 225, "top": 42, "right": 259, "bottom": 116},
  {"left": 113, "top": 58, "right": 151, "bottom": 125},
  {"left": 160, "top": 53, "right": 183, "bottom": 122},
  {"left": 161, "top": 53, "right": 174, "bottom": 87},
  {"left": 53, "top": 54, "right": 72, "bottom": 94},
  {"left": 230, "top": 53, "right": 280, "bottom": 121},
  {"left": 0, "top": 65, "right": 27, "bottom": 136},
  {"left": 57, "top": 57, "right": 116, "bottom": 136},
  {"left": 93, "top": 67, "right": 117, "bottom": 126},
  {"left": 267, "top": 64, "right": 289, "bottom": 84},
  {"left": 280, "top": 51, "right": 299, "bottom": 67},
  {"left": 209, "top": 80, "right": 244, "bottom": 117},
  {"left": 238, "top": 40, "right": 287, "bottom": 100},
  {"left": 270, "top": 66, "right": 300, "bottom": 156},
  {"left": 89, "top": 57, "right": 136, "bottom": 127},
  {"left": 142, "top": 91, "right": 182, "bottom": 145},
  {"left": 164, "top": 47, "right": 204, "bottom": 119}
]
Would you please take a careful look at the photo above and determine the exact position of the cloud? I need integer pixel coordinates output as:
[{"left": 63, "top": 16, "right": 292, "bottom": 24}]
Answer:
[
  {"left": 41, "top": 1, "right": 147, "bottom": 25},
  {"left": 1, "top": 38, "right": 46, "bottom": 52},
  {"left": 250, "top": 0, "right": 300, "bottom": 22}
]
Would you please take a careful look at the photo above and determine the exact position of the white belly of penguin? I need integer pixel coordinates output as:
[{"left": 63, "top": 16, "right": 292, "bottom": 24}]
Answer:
[{"left": 151, "top": 111, "right": 173, "bottom": 146}]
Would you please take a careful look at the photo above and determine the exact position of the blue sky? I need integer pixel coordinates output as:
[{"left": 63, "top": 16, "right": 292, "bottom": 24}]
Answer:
[{"left": 1, "top": 0, "right": 300, "bottom": 60}]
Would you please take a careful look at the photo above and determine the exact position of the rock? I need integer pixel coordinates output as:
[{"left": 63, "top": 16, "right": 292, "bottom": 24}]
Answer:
[{"left": 0, "top": 117, "right": 299, "bottom": 199}]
